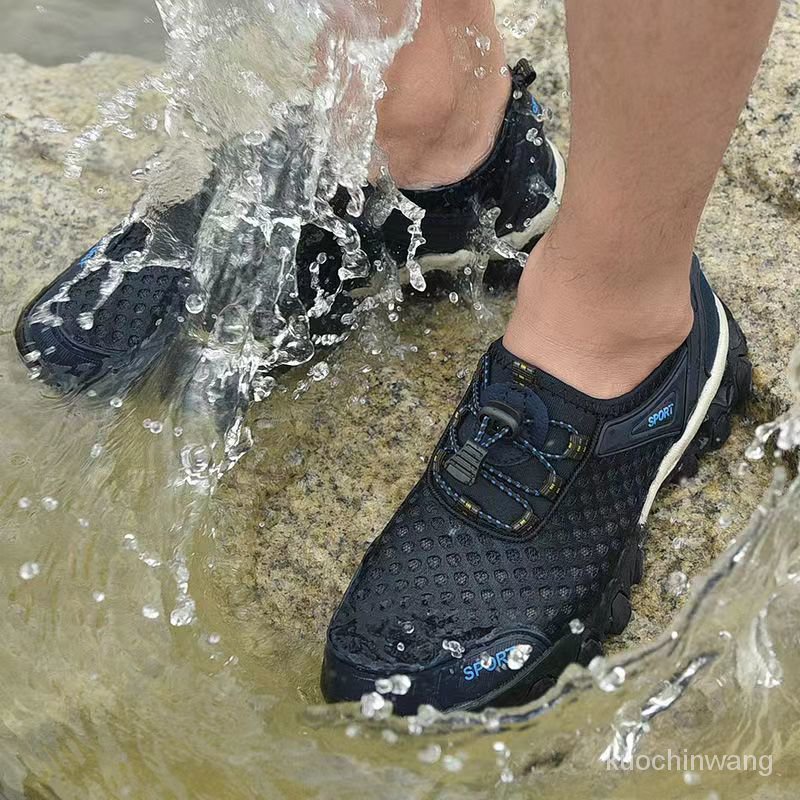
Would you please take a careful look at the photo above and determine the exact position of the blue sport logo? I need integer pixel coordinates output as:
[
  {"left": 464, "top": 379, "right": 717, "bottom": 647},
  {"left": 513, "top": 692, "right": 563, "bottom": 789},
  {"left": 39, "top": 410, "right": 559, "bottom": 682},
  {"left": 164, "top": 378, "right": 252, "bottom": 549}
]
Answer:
[
  {"left": 463, "top": 646, "right": 515, "bottom": 681},
  {"left": 648, "top": 402, "right": 675, "bottom": 429}
]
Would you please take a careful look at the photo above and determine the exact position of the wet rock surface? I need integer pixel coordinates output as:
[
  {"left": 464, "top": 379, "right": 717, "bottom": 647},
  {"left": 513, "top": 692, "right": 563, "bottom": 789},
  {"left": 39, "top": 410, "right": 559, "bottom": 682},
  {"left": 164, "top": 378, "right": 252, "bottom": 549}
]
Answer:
[{"left": 1, "top": 2, "right": 798, "bottom": 667}]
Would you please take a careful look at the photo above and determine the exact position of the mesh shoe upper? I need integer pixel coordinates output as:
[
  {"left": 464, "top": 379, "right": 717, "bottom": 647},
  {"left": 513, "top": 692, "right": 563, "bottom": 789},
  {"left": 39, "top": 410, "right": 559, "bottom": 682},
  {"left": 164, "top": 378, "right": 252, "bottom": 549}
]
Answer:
[
  {"left": 323, "top": 259, "right": 731, "bottom": 711},
  {"left": 15, "top": 193, "right": 209, "bottom": 392},
  {"left": 327, "top": 343, "right": 678, "bottom": 672}
]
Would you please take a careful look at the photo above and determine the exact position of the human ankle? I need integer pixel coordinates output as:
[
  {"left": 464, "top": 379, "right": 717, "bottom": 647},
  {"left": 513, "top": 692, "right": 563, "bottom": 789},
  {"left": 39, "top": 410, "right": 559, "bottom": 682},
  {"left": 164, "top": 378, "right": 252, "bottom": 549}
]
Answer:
[
  {"left": 373, "top": 0, "right": 511, "bottom": 189},
  {"left": 504, "top": 237, "right": 695, "bottom": 399},
  {"left": 504, "top": 315, "right": 692, "bottom": 399},
  {"left": 376, "top": 68, "right": 510, "bottom": 189}
]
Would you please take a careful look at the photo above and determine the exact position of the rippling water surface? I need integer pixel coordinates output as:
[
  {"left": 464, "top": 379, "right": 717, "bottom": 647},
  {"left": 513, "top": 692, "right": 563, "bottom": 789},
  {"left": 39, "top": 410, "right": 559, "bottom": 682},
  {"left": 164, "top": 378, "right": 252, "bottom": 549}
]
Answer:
[{"left": 1, "top": 2, "right": 799, "bottom": 798}]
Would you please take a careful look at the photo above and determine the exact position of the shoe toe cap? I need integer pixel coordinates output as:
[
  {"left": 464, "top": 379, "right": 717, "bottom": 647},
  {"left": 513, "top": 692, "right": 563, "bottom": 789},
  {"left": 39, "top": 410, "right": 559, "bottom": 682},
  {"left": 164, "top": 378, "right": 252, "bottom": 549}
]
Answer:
[{"left": 322, "top": 623, "right": 555, "bottom": 715}]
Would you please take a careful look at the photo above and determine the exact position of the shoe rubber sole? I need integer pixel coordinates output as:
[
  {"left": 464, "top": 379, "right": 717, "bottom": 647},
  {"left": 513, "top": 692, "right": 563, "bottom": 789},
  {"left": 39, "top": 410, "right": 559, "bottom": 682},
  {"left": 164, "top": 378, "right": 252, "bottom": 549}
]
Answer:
[{"left": 450, "top": 298, "right": 752, "bottom": 711}]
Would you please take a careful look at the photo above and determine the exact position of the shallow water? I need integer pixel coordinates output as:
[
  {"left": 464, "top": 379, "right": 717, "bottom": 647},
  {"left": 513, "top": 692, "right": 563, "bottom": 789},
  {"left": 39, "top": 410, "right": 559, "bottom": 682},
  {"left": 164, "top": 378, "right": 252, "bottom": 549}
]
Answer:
[{"left": 2, "top": 1, "right": 800, "bottom": 799}]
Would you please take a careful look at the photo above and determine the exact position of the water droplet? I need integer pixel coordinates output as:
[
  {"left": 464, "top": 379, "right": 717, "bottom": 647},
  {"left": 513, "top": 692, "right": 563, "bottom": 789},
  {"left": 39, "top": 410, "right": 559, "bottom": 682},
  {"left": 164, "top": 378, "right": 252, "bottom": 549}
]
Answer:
[
  {"left": 442, "top": 755, "right": 463, "bottom": 772},
  {"left": 745, "top": 442, "right": 765, "bottom": 460},
  {"left": 507, "top": 644, "right": 533, "bottom": 670},
  {"left": 442, "top": 639, "right": 465, "bottom": 658},
  {"left": 309, "top": 361, "right": 330, "bottom": 382},
  {"left": 360, "top": 691, "right": 391, "bottom": 720},
  {"left": 207, "top": 633, "right": 221, "bottom": 645},
  {"left": 41, "top": 496, "right": 59, "bottom": 512},
  {"left": 666, "top": 570, "right": 689, "bottom": 597},
  {"left": 396, "top": 642, "right": 405, "bottom": 652},
  {"left": 17, "top": 497, "right": 31, "bottom": 509},
  {"left": 170, "top": 600, "right": 196, "bottom": 627},
  {"left": 592, "top": 660, "right": 626, "bottom": 692},
  {"left": 243, "top": 130, "right": 266, "bottom": 146},
  {"left": 473, "top": 66, "right": 487, "bottom": 80},
  {"left": 418, "top": 744, "right": 441, "bottom": 764},
  {"left": 109, "top": 397, "right": 123, "bottom": 409},
  {"left": 185, "top": 294, "right": 205, "bottom": 314},
  {"left": 90, "top": 443, "right": 104, "bottom": 458},
  {"left": 482, "top": 707, "right": 501, "bottom": 732},
  {"left": 19, "top": 562, "right": 41, "bottom": 580},
  {"left": 375, "top": 678, "right": 393, "bottom": 695},
  {"left": 475, "top": 34, "right": 492, "bottom": 53},
  {"left": 390, "top": 674, "right": 411, "bottom": 695},
  {"left": 93, "top": 591, "right": 106, "bottom": 603},
  {"left": 142, "top": 605, "right": 160, "bottom": 620},
  {"left": 569, "top": 619, "right": 585, "bottom": 634},
  {"left": 448, "top": 292, "right": 459, "bottom": 305},
  {"left": 672, "top": 535, "right": 690, "bottom": 550}
]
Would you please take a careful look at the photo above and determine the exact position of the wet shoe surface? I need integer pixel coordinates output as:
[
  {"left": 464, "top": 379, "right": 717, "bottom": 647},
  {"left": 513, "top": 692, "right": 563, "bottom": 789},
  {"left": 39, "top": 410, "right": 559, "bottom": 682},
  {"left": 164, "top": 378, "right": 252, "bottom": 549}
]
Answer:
[
  {"left": 322, "top": 257, "right": 752, "bottom": 714},
  {"left": 14, "top": 193, "right": 210, "bottom": 394},
  {"left": 15, "top": 60, "right": 562, "bottom": 396}
]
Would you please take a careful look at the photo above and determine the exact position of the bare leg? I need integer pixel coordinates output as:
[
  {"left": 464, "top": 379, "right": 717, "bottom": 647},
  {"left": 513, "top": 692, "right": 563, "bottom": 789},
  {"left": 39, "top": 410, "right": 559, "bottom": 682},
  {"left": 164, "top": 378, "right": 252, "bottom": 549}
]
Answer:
[
  {"left": 504, "top": 0, "right": 778, "bottom": 398},
  {"left": 375, "top": 0, "right": 510, "bottom": 188}
]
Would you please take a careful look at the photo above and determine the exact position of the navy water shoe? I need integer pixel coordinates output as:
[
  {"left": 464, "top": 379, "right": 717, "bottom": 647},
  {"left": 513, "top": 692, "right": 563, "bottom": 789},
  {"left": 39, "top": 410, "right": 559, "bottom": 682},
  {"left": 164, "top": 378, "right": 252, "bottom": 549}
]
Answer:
[
  {"left": 16, "top": 59, "right": 563, "bottom": 395},
  {"left": 322, "top": 258, "right": 751, "bottom": 714}
]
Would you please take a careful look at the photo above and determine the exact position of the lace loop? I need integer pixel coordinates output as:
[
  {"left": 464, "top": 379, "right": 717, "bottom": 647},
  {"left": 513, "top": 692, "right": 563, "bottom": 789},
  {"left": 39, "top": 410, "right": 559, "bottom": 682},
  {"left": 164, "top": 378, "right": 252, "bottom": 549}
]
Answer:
[{"left": 436, "top": 352, "right": 584, "bottom": 532}]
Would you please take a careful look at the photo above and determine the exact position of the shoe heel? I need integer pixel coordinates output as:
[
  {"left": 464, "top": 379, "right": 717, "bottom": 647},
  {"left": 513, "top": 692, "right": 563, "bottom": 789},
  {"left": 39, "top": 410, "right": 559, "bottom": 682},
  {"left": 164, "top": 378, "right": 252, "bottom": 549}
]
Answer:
[{"left": 671, "top": 311, "right": 752, "bottom": 482}]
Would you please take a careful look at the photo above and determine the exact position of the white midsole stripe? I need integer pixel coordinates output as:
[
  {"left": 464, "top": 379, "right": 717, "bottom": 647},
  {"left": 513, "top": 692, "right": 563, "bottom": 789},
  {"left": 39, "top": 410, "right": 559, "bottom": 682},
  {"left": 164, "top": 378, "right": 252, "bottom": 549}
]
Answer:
[{"left": 638, "top": 294, "right": 730, "bottom": 525}]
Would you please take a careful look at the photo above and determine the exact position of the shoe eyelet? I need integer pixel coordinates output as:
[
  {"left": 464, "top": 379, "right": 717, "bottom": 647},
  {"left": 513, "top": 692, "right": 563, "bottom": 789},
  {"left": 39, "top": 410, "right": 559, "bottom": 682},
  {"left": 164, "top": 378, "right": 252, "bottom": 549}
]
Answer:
[
  {"left": 540, "top": 471, "right": 563, "bottom": 500},
  {"left": 565, "top": 433, "right": 590, "bottom": 459}
]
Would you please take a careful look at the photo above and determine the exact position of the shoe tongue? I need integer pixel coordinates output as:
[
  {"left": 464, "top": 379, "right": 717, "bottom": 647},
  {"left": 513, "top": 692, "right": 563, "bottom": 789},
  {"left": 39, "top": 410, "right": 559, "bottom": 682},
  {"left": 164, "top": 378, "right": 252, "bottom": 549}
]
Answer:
[{"left": 480, "top": 382, "right": 549, "bottom": 449}]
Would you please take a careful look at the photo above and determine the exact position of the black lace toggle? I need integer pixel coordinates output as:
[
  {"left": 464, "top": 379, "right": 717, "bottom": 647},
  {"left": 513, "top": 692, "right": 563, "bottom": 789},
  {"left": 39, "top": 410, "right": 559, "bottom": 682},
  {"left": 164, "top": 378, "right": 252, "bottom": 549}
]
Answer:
[
  {"left": 445, "top": 440, "right": 488, "bottom": 486},
  {"left": 478, "top": 400, "right": 523, "bottom": 438}
]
